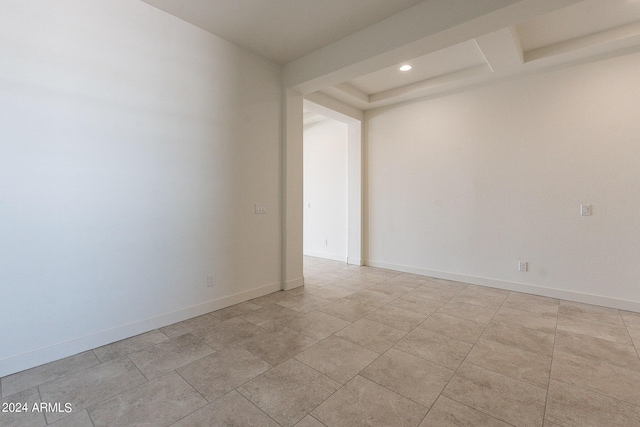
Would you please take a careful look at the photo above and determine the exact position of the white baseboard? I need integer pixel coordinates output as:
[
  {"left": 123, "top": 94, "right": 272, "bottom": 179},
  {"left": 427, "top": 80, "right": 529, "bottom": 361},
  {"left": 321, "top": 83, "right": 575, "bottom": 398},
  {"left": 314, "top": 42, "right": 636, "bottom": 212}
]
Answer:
[
  {"left": 283, "top": 276, "right": 304, "bottom": 290},
  {"left": 303, "top": 250, "right": 347, "bottom": 263},
  {"left": 0, "top": 282, "right": 281, "bottom": 378},
  {"left": 367, "top": 260, "right": 640, "bottom": 313},
  {"left": 347, "top": 257, "right": 364, "bottom": 266}
]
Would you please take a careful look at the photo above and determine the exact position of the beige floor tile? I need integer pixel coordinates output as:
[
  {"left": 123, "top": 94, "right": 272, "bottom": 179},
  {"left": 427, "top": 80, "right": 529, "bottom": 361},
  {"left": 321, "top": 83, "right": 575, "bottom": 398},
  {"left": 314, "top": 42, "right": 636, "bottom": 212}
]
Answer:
[
  {"left": 365, "top": 305, "right": 428, "bottom": 332},
  {"left": 557, "top": 315, "right": 632, "bottom": 345},
  {"left": 306, "top": 284, "right": 356, "bottom": 301},
  {"left": 437, "top": 300, "right": 497, "bottom": 324},
  {"left": 388, "top": 294, "right": 445, "bottom": 316},
  {"left": 215, "top": 302, "right": 262, "bottom": 320},
  {"left": 492, "top": 306, "right": 557, "bottom": 334},
  {"left": 294, "top": 415, "right": 327, "bottom": 427},
  {"left": 394, "top": 328, "right": 473, "bottom": 370},
  {"left": 303, "top": 275, "right": 338, "bottom": 287},
  {"left": 93, "top": 330, "right": 169, "bottom": 362},
  {"left": 170, "top": 313, "right": 221, "bottom": 336},
  {"left": 502, "top": 299, "right": 559, "bottom": 317},
  {"left": 482, "top": 321, "right": 555, "bottom": 357},
  {"left": 238, "top": 359, "right": 340, "bottom": 427},
  {"left": 546, "top": 379, "right": 640, "bottom": 427},
  {"left": 404, "top": 286, "right": 459, "bottom": 303},
  {"left": 366, "top": 282, "right": 415, "bottom": 297},
  {"left": 506, "top": 292, "right": 559, "bottom": 307},
  {"left": 158, "top": 323, "right": 189, "bottom": 339},
  {"left": 466, "top": 339, "right": 552, "bottom": 388},
  {"left": 450, "top": 291, "right": 506, "bottom": 310},
  {"left": 241, "top": 304, "right": 301, "bottom": 327},
  {"left": 317, "top": 299, "right": 378, "bottom": 322},
  {"left": 286, "top": 310, "right": 351, "bottom": 340},
  {"left": 443, "top": 363, "right": 546, "bottom": 427},
  {"left": 332, "top": 277, "right": 375, "bottom": 291},
  {"left": 460, "top": 285, "right": 510, "bottom": 298},
  {"left": 88, "top": 372, "right": 206, "bottom": 427},
  {"left": 420, "top": 312, "right": 486, "bottom": 343},
  {"left": 171, "top": 390, "right": 279, "bottom": 427},
  {"left": 276, "top": 294, "right": 332, "bottom": 313},
  {"left": 386, "top": 274, "right": 428, "bottom": 288},
  {"left": 47, "top": 409, "right": 94, "bottom": 427},
  {"left": 419, "top": 396, "right": 511, "bottom": 427},
  {"left": 128, "top": 333, "right": 215, "bottom": 379},
  {"left": 1, "top": 351, "right": 99, "bottom": 398},
  {"left": 249, "top": 291, "right": 290, "bottom": 306},
  {"left": 237, "top": 328, "right": 317, "bottom": 365},
  {"left": 343, "top": 289, "right": 397, "bottom": 307},
  {"left": 39, "top": 357, "right": 147, "bottom": 424},
  {"left": 559, "top": 301, "right": 625, "bottom": 326},
  {"left": 554, "top": 329, "right": 640, "bottom": 371},
  {"left": 335, "top": 319, "right": 406, "bottom": 354},
  {"left": 295, "top": 336, "right": 379, "bottom": 384},
  {"left": 361, "top": 348, "right": 453, "bottom": 407},
  {"left": 621, "top": 310, "right": 640, "bottom": 326},
  {"left": 0, "top": 387, "right": 46, "bottom": 427},
  {"left": 551, "top": 350, "right": 640, "bottom": 406},
  {"left": 422, "top": 278, "right": 468, "bottom": 293},
  {"left": 312, "top": 375, "right": 428, "bottom": 427},
  {"left": 177, "top": 345, "right": 271, "bottom": 401},
  {"left": 198, "top": 317, "right": 268, "bottom": 350}
]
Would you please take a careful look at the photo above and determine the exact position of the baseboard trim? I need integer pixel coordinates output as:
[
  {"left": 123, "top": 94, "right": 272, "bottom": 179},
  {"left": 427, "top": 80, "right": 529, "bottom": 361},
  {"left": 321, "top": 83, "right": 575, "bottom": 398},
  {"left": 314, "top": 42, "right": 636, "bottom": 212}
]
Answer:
[
  {"left": 0, "top": 281, "right": 281, "bottom": 378},
  {"left": 347, "top": 257, "right": 364, "bottom": 266},
  {"left": 367, "top": 260, "right": 640, "bottom": 313},
  {"left": 283, "top": 276, "right": 304, "bottom": 291},
  {"left": 303, "top": 250, "right": 348, "bottom": 263}
]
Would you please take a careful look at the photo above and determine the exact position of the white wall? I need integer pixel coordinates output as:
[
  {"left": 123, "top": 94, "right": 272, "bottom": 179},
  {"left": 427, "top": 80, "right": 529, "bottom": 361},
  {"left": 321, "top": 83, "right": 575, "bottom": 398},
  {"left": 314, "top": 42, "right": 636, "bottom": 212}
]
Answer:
[
  {"left": 0, "top": 0, "right": 281, "bottom": 376},
  {"left": 304, "top": 118, "right": 348, "bottom": 261},
  {"left": 366, "top": 52, "right": 640, "bottom": 311}
]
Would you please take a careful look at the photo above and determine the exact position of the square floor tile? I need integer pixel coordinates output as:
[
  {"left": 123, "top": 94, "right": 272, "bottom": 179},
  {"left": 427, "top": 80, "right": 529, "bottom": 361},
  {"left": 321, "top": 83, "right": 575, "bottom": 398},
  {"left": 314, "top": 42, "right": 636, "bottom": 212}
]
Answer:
[
  {"left": 482, "top": 321, "right": 555, "bottom": 357},
  {"left": 466, "top": 339, "right": 552, "bottom": 388},
  {"left": 307, "top": 284, "right": 356, "bottom": 301},
  {"left": 127, "top": 333, "right": 214, "bottom": 379},
  {"left": 93, "top": 330, "right": 169, "bottom": 362},
  {"left": 171, "top": 390, "right": 279, "bottom": 427},
  {"left": 394, "top": 328, "right": 472, "bottom": 370},
  {"left": 215, "top": 302, "right": 262, "bottom": 320},
  {"left": 443, "top": 363, "right": 546, "bottom": 427},
  {"left": 558, "top": 301, "right": 624, "bottom": 326},
  {"left": 554, "top": 329, "right": 640, "bottom": 371},
  {"left": 295, "top": 336, "right": 378, "bottom": 384},
  {"left": 0, "top": 388, "right": 46, "bottom": 427},
  {"left": 551, "top": 350, "right": 640, "bottom": 406},
  {"left": 198, "top": 317, "right": 268, "bottom": 350},
  {"left": 317, "top": 299, "right": 378, "bottom": 322},
  {"left": 335, "top": 319, "right": 406, "bottom": 353},
  {"left": 343, "top": 289, "right": 397, "bottom": 307},
  {"left": 419, "top": 396, "right": 511, "bottom": 427},
  {"left": 557, "top": 315, "right": 632, "bottom": 345},
  {"left": 1, "top": 351, "right": 98, "bottom": 398},
  {"left": 546, "top": 379, "right": 640, "bottom": 427},
  {"left": 420, "top": 312, "right": 486, "bottom": 343},
  {"left": 177, "top": 345, "right": 271, "bottom": 401},
  {"left": 276, "top": 294, "right": 332, "bottom": 313},
  {"left": 237, "top": 328, "right": 317, "bottom": 365},
  {"left": 238, "top": 359, "right": 340, "bottom": 427},
  {"left": 47, "top": 409, "right": 94, "bottom": 427},
  {"left": 365, "top": 305, "right": 428, "bottom": 332},
  {"left": 388, "top": 294, "right": 444, "bottom": 316},
  {"left": 436, "top": 300, "right": 497, "bottom": 324},
  {"left": 491, "top": 307, "right": 557, "bottom": 334},
  {"left": 312, "top": 375, "right": 428, "bottom": 427},
  {"left": 241, "top": 304, "right": 301, "bottom": 328},
  {"left": 361, "top": 348, "right": 453, "bottom": 407},
  {"left": 39, "top": 357, "right": 147, "bottom": 424},
  {"left": 286, "top": 310, "right": 351, "bottom": 340},
  {"left": 87, "top": 372, "right": 206, "bottom": 427}
]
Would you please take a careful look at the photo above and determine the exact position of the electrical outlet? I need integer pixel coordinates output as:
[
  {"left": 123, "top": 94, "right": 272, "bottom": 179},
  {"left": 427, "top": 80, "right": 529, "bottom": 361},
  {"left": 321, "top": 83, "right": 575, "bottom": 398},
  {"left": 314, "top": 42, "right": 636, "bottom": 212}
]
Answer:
[
  {"left": 254, "top": 204, "right": 267, "bottom": 215},
  {"left": 580, "top": 204, "right": 592, "bottom": 216},
  {"left": 518, "top": 261, "right": 528, "bottom": 272},
  {"left": 207, "top": 275, "right": 214, "bottom": 287}
]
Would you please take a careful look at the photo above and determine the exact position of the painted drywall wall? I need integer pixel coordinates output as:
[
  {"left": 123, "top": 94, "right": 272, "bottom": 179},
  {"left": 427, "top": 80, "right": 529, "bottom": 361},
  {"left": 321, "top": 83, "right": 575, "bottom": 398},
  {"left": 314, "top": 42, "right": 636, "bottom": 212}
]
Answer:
[
  {"left": 366, "top": 52, "right": 640, "bottom": 311},
  {"left": 0, "top": 0, "right": 281, "bottom": 376},
  {"left": 304, "top": 118, "right": 348, "bottom": 261}
]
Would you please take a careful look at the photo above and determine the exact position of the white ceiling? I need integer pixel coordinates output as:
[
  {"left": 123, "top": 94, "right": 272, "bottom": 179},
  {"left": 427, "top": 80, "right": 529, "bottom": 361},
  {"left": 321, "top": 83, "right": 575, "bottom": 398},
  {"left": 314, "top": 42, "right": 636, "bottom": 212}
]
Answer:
[
  {"left": 139, "top": 0, "right": 640, "bottom": 111},
  {"left": 138, "top": 0, "right": 424, "bottom": 64}
]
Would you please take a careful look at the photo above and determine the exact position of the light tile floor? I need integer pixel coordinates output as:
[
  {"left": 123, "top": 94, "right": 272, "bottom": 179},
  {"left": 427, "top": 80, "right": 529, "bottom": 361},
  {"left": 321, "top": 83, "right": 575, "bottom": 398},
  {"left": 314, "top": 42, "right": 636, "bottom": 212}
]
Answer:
[{"left": 2, "top": 256, "right": 640, "bottom": 426}]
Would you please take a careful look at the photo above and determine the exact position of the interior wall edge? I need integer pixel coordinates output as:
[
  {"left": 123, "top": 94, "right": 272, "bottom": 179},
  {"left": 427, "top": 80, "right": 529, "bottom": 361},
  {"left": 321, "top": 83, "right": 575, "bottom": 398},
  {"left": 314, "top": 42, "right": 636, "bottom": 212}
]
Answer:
[
  {"left": 366, "top": 259, "right": 640, "bottom": 314},
  {"left": 0, "top": 281, "right": 281, "bottom": 378}
]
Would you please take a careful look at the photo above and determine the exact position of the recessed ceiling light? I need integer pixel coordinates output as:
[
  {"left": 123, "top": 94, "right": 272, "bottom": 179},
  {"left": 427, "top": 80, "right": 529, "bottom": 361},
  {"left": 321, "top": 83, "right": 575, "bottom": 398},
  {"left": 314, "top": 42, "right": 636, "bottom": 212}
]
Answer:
[{"left": 399, "top": 64, "right": 412, "bottom": 71}]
